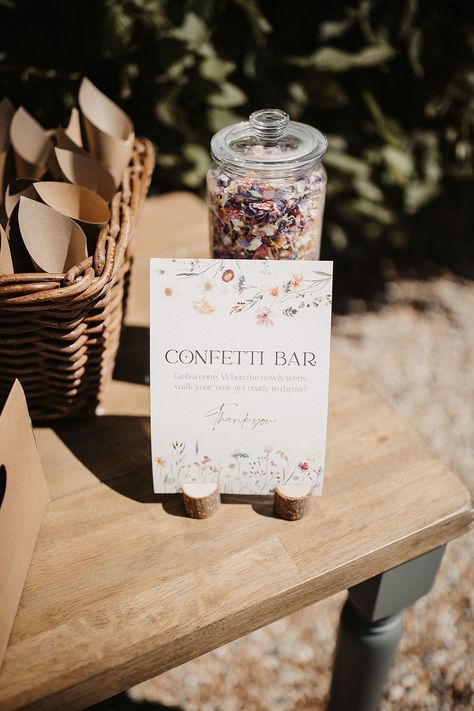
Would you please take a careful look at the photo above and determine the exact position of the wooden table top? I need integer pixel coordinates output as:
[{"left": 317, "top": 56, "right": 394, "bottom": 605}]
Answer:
[{"left": 1, "top": 193, "right": 472, "bottom": 711}]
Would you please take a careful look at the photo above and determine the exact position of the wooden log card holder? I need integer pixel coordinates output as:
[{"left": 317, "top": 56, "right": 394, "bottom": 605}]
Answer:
[
  {"left": 274, "top": 484, "right": 312, "bottom": 520},
  {"left": 181, "top": 483, "right": 311, "bottom": 520},
  {"left": 182, "top": 483, "right": 221, "bottom": 519}
]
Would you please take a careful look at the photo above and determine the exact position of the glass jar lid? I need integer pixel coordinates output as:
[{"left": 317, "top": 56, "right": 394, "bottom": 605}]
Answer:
[{"left": 210, "top": 109, "right": 327, "bottom": 175}]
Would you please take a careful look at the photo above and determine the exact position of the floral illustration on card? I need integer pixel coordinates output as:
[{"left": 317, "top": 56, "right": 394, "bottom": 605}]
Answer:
[
  {"left": 155, "top": 258, "right": 332, "bottom": 326},
  {"left": 151, "top": 257, "right": 332, "bottom": 497},
  {"left": 154, "top": 440, "right": 323, "bottom": 495}
]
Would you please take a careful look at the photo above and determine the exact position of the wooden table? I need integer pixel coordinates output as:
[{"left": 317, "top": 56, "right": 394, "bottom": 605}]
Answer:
[{"left": 1, "top": 194, "right": 472, "bottom": 711}]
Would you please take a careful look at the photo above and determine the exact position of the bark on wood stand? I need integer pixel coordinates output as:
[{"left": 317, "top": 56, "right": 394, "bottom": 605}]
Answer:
[
  {"left": 182, "top": 483, "right": 220, "bottom": 519},
  {"left": 274, "top": 484, "right": 311, "bottom": 520},
  {"left": 182, "top": 483, "right": 311, "bottom": 520}
]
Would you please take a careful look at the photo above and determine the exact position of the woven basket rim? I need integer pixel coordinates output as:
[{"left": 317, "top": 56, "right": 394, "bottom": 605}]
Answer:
[{"left": 0, "top": 138, "right": 154, "bottom": 308}]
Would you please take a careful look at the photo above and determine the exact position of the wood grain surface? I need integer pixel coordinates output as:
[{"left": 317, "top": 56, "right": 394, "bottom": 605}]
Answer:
[{"left": 0, "top": 193, "right": 472, "bottom": 711}]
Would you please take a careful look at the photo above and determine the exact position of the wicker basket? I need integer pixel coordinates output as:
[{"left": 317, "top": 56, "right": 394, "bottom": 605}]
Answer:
[{"left": 0, "top": 138, "right": 154, "bottom": 420}]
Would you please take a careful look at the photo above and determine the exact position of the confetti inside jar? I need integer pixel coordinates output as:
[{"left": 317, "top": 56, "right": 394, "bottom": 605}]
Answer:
[{"left": 207, "top": 109, "right": 328, "bottom": 261}]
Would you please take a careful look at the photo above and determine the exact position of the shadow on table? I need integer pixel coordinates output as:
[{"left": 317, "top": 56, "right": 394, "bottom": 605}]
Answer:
[
  {"left": 222, "top": 493, "right": 276, "bottom": 517},
  {"left": 88, "top": 690, "right": 182, "bottom": 710},
  {"left": 113, "top": 324, "right": 150, "bottom": 385},
  {"left": 52, "top": 413, "right": 187, "bottom": 516},
  {"left": 52, "top": 414, "right": 274, "bottom": 519},
  {"left": 52, "top": 322, "right": 274, "bottom": 518}
]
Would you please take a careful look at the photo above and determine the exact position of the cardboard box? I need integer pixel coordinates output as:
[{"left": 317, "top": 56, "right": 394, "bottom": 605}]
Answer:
[{"left": 0, "top": 380, "right": 49, "bottom": 668}]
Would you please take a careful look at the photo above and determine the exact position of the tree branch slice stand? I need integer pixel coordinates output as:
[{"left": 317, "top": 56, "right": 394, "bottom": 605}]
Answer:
[
  {"left": 274, "top": 484, "right": 312, "bottom": 520},
  {"left": 182, "top": 482, "right": 221, "bottom": 519}
]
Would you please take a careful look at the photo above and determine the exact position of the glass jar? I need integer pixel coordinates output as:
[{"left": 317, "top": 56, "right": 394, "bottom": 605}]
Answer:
[{"left": 207, "top": 109, "right": 327, "bottom": 261}]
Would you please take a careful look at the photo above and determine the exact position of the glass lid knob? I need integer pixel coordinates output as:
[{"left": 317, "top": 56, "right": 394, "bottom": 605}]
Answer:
[{"left": 249, "top": 109, "right": 289, "bottom": 141}]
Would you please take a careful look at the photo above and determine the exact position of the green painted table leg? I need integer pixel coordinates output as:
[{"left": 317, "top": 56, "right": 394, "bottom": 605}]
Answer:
[{"left": 327, "top": 546, "right": 446, "bottom": 711}]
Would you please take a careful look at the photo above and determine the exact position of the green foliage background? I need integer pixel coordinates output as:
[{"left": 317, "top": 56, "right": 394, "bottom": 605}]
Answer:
[{"left": 1, "top": 0, "right": 472, "bottom": 301}]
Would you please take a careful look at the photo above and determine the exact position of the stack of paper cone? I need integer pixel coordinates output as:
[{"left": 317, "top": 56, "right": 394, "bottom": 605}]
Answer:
[{"left": 0, "top": 78, "right": 136, "bottom": 276}]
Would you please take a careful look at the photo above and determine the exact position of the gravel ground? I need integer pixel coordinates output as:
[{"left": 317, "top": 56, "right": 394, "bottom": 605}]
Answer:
[{"left": 96, "top": 276, "right": 474, "bottom": 711}]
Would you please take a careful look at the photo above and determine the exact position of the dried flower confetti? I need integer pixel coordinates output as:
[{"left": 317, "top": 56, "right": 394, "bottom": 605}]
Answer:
[
  {"left": 207, "top": 109, "right": 327, "bottom": 261},
  {"left": 207, "top": 162, "right": 326, "bottom": 261}
]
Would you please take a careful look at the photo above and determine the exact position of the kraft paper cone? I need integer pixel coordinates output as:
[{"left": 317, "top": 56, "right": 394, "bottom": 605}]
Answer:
[
  {"left": 55, "top": 128, "right": 85, "bottom": 155},
  {"left": 4, "top": 179, "right": 37, "bottom": 222},
  {"left": 54, "top": 147, "right": 116, "bottom": 202},
  {"left": 0, "top": 225, "right": 13, "bottom": 274},
  {"left": 10, "top": 107, "right": 52, "bottom": 180},
  {"left": 33, "top": 181, "right": 110, "bottom": 242},
  {"left": 78, "top": 77, "right": 133, "bottom": 142},
  {"left": 5, "top": 204, "right": 34, "bottom": 273},
  {"left": 0, "top": 380, "right": 49, "bottom": 669},
  {"left": 78, "top": 77, "right": 134, "bottom": 186},
  {"left": 0, "top": 98, "right": 15, "bottom": 205},
  {"left": 55, "top": 108, "right": 86, "bottom": 155},
  {"left": 18, "top": 196, "right": 87, "bottom": 273},
  {"left": 65, "top": 107, "right": 83, "bottom": 146}
]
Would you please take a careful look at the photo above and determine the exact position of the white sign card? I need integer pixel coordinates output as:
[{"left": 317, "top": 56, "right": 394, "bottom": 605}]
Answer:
[{"left": 150, "top": 258, "right": 333, "bottom": 496}]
